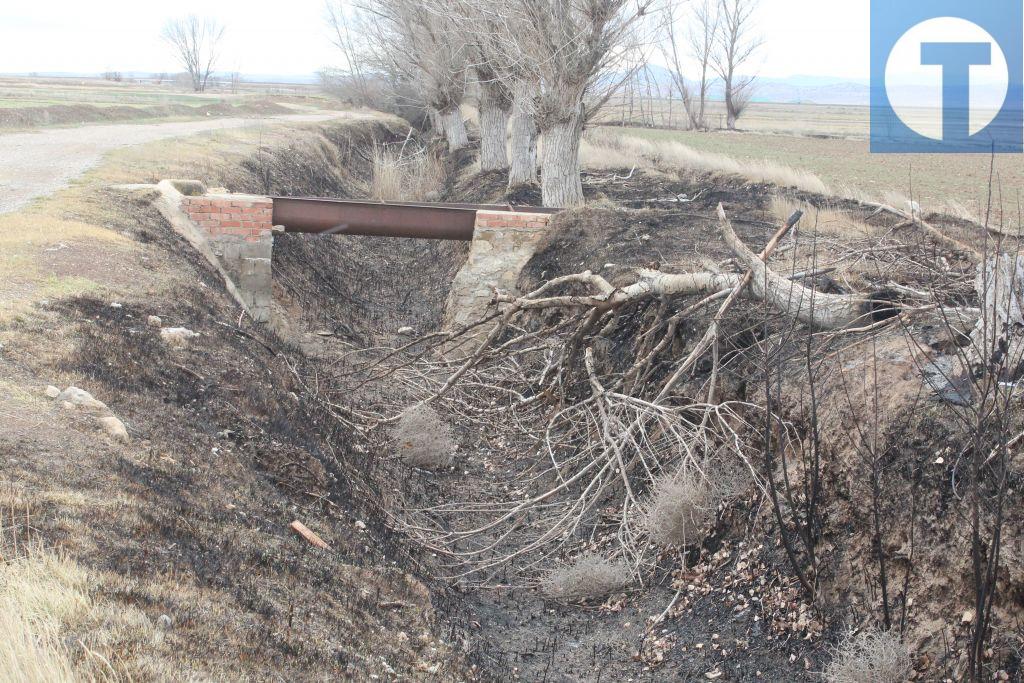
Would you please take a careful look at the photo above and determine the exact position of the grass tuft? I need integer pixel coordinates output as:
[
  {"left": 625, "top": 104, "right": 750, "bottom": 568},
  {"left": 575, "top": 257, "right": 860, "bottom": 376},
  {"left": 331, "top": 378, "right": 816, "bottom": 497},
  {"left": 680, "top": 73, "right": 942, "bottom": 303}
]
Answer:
[
  {"left": 824, "top": 628, "right": 912, "bottom": 683},
  {"left": 642, "top": 469, "right": 717, "bottom": 548},
  {"left": 370, "top": 144, "right": 444, "bottom": 202},
  {"left": 391, "top": 404, "right": 457, "bottom": 470},
  {"left": 540, "top": 554, "right": 630, "bottom": 602}
]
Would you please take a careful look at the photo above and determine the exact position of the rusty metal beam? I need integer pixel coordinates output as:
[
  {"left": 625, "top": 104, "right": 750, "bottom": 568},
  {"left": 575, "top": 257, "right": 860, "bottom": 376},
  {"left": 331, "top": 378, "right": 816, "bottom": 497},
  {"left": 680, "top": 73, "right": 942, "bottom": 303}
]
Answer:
[{"left": 271, "top": 197, "right": 558, "bottom": 241}]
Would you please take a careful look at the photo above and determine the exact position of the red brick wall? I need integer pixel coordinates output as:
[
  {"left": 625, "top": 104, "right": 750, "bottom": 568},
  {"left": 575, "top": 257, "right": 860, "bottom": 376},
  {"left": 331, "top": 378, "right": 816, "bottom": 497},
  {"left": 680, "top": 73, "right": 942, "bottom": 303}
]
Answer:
[
  {"left": 182, "top": 194, "right": 273, "bottom": 242},
  {"left": 474, "top": 211, "right": 552, "bottom": 231}
]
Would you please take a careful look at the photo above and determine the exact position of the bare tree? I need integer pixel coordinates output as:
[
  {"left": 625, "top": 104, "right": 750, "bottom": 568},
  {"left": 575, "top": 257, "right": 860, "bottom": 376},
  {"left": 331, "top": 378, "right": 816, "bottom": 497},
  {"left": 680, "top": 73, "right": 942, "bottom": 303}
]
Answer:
[
  {"left": 506, "top": 79, "right": 540, "bottom": 186},
  {"left": 326, "top": 1, "right": 375, "bottom": 106},
  {"left": 441, "top": 0, "right": 540, "bottom": 184},
  {"left": 712, "top": 0, "right": 761, "bottom": 130},
  {"left": 687, "top": 0, "right": 719, "bottom": 130},
  {"left": 457, "top": 0, "right": 657, "bottom": 208},
  {"left": 659, "top": 1, "right": 695, "bottom": 129},
  {"left": 161, "top": 15, "right": 226, "bottom": 93},
  {"left": 359, "top": 0, "right": 471, "bottom": 151}
]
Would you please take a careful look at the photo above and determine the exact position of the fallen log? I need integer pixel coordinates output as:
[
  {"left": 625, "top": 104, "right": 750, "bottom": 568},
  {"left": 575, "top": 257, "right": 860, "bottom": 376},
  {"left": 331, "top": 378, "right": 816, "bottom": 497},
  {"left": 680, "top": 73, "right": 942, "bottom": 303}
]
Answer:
[{"left": 494, "top": 203, "right": 900, "bottom": 331}]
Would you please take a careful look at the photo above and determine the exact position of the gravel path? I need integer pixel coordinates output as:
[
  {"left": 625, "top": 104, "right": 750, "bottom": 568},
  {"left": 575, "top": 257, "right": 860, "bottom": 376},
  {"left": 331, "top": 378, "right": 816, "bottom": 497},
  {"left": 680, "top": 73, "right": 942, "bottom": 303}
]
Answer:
[{"left": 0, "top": 111, "right": 364, "bottom": 215}]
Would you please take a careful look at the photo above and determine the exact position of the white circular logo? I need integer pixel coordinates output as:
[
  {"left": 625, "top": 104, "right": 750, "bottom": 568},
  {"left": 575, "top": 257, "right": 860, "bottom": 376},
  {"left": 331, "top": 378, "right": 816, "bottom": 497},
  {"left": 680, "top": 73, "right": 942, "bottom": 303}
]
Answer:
[{"left": 885, "top": 17, "right": 1009, "bottom": 140}]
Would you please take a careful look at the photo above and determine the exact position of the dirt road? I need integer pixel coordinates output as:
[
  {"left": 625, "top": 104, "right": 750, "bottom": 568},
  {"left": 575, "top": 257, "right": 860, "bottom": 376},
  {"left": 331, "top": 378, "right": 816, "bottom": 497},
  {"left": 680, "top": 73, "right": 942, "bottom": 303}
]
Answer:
[{"left": 0, "top": 111, "right": 366, "bottom": 214}]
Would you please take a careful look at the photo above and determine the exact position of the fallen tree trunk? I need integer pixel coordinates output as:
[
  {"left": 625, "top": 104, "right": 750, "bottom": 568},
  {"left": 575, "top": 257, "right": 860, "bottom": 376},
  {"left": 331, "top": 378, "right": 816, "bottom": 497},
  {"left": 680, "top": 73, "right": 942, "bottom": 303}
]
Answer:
[
  {"left": 970, "top": 254, "right": 1024, "bottom": 380},
  {"left": 495, "top": 204, "right": 898, "bottom": 331}
]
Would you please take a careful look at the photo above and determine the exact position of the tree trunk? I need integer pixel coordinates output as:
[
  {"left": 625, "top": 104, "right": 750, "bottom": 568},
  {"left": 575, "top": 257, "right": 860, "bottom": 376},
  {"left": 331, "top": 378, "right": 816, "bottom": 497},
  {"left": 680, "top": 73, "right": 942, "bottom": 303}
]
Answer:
[
  {"left": 478, "top": 84, "right": 510, "bottom": 172},
  {"left": 724, "top": 82, "right": 737, "bottom": 130},
  {"left": 508, "top": 84, "right": 538, "bottom": 187},
  {"left": 970, "top": 255, "right": 1024, "bottom": 381},
  {"left": 439, "top": 106, "right": 470, "bottom": 152},
  {"left": 540, "top": 112, "right": 585, "bottom": 208}
]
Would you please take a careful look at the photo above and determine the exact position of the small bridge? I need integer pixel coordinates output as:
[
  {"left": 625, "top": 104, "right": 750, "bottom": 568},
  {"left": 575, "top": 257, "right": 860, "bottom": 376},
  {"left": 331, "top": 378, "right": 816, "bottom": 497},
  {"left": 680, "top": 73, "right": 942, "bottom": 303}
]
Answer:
[{"left": 154, "top": 180, "right": 560, "bottom": 327}]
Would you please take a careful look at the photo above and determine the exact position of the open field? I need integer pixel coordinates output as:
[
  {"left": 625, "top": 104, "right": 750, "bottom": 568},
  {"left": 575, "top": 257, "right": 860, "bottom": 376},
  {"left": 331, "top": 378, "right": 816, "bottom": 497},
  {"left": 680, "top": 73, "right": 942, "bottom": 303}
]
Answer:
[
  {"left": 592, "top": 95, "right": 1022, "bottom": 222},
  {"left": 594, "top": 124, "right": 1024, "bottom": 223},
  {"left": 596, "top": 96, "right": 874, "bottom": 137},
  {"left": 0, "top": 76, "right": 332, "bottom": 129}
]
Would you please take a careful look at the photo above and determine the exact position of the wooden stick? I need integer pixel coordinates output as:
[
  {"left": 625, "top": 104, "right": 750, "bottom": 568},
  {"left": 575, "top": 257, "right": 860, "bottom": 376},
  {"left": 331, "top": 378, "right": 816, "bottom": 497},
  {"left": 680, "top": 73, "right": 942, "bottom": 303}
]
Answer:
[{"left": 290, "top": 520, "right": 330, "bottom": 550}]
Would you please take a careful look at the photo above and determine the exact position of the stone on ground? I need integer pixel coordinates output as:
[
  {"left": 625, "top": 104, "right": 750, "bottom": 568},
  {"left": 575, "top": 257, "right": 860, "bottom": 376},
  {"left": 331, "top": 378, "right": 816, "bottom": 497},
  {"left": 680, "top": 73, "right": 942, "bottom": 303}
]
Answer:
[{"left": 56, "top": 386, "right": 109, "bottom": 411}]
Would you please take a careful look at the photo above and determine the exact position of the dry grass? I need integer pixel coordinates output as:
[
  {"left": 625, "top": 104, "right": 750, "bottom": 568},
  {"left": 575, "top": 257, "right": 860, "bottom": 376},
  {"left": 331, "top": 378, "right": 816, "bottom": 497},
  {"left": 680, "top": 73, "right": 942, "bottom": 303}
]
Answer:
[
  {"left": 0, "top": 554, "right": 81, "bottom": 682},
  {"left": 370, "top": 144, "right": 444, "bottom": 202},
  {"left": 580, "top": 129, "right": 832, "bottom": 195},
  {"left": 824, "top": 628, "right": 912, "bottom": 683},
  {"left": 0, "top": 549, "right": 162, "bottom": 682},
  {"left": 540, "top": 554, "right": 630, "bottom": 602},
  {"left": 0, "top": 484, "right": 149, "bottom": 683},
  {"left": 391, "top": 404, "right": 457, "bottom": 469},
  {"left": 642, "top": 469, "right": 717, "bottom": 548},
  {"left": 0, "top": 208, "right": 135, "bottom": 321},
  {"left": 0, "top": 213, "right": 127, "bottom": 251},
  {"left": 768, "top": 197, "right": 877, "bottom": 238}
]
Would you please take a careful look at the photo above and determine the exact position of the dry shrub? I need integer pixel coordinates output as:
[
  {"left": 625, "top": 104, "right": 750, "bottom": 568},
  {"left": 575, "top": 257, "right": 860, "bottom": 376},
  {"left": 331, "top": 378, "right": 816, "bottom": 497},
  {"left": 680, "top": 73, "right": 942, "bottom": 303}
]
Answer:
[
  {"left": 580, "top": 130, "right": 831, "bottom": 195},
  {"left": 824, "top": 628, "right": 912, "bottom": 683},
  {"left": 540, "top": 554, "right": 630, "bottom": 602},
  {"left": 769, "top": 196, "right": 876, "bottom": 238},
  {"left": 370, "top": 144, "right": 444, "bottom": 202},
  {"left": 391, "top": 404, "right": 457, "bottom": 469},
  {"left": 642, "top": 469, "right": 717, "bottom": 548}
]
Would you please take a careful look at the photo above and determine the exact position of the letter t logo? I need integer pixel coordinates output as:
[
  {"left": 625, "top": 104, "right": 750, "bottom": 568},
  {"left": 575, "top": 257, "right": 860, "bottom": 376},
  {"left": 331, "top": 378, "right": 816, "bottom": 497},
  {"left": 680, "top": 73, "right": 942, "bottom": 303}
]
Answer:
[{"left": 920, "top": 42, "right": 992, "bottom": 142}]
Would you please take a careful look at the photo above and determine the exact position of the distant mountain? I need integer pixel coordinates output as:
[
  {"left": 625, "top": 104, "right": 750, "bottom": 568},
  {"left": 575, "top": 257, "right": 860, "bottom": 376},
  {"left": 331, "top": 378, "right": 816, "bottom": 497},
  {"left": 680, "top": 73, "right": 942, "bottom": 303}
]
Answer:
[
  {"left": 635, "top": 65, "right": 871, "bottom": 106},
  {"left": 747, "top": 76, "right": 870, "bottom": 106}
]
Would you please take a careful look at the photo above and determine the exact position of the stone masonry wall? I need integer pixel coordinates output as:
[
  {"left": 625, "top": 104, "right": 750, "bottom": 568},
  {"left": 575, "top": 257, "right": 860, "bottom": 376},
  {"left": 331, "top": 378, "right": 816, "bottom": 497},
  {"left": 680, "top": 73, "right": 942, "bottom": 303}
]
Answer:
[
  {"left": 181, "top": 193, "right": 274, "bottom": 323},
  {"left": 443, "top": 210, "right": 554, "bottom": 330}
]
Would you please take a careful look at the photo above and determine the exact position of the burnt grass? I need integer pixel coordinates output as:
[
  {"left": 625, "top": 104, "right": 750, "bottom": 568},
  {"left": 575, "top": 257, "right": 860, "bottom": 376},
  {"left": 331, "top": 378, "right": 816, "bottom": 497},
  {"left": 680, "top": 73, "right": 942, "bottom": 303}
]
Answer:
[
  {"left": 380, "top": 164, "right": 1013, "bottom": 681},
  {"left": 15, "top": 182, "right": 478, "bottom": 679},
  {"left": 18, "top": 122, "right": 1013, "bottom": 680},
  {"left": 232, "top": 131, "right": 834, "bottom": 679}
]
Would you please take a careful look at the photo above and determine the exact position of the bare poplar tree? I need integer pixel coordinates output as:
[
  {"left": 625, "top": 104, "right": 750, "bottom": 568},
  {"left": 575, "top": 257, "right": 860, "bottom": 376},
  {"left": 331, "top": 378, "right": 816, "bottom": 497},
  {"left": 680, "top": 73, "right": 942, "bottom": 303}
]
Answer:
[
  {"left": 161, "top": 16, "right": 226, "bottom": 93},
  {"left": 462, "top": 0, "right": 656, "bottom": 207},
  {"left": 687, "top": 0, "right": 719, "bottom": 130},
  {"left": 468, "top": 50, "right": 512, "bottom": 171},
  {"left": 506, "top": 79, "right": 540, "bottom": 186},
  {"left": 359, "top": 0, "right": 471, "bottom": 150},
  {"left": 441, "top": 0, "right": 539, "bottom": 184},
  {"left": 326, "top": 1, "right": 374, "bottom": 105},
  {"left": 712, "top": 0, "right": 761, "bottom": 130},
  {"left": 659, "top": 1, "right": 695, "bottom": 129}
]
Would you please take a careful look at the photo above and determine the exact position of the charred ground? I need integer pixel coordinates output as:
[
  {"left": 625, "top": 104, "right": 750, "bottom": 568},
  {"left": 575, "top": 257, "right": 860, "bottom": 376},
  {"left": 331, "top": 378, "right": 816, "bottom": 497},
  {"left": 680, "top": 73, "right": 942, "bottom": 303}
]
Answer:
[{"left": 3, "top": 117, "right": 1021, "bottom": 682}]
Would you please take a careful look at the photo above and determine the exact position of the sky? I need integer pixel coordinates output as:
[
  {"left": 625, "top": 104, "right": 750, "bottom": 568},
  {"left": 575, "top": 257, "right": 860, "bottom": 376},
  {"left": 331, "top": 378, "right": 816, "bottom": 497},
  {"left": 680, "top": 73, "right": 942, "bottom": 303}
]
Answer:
[{"left": 0, "top": 0, "right": 871, "bottom": 80}]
